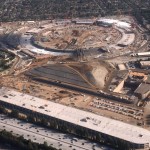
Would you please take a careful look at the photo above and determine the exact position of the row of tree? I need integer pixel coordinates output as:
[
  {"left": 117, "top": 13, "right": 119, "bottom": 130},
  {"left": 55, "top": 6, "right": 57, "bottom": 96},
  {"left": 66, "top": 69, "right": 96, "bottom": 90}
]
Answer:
[
  {"left": 0, "top": 130, "right": 56, "bottom": 150},
  {"left": 0, "top": 106, "right": 56, "bottom": 150},
  {"left": 0, "top": 0, "right": 149, "bottom": 22}
]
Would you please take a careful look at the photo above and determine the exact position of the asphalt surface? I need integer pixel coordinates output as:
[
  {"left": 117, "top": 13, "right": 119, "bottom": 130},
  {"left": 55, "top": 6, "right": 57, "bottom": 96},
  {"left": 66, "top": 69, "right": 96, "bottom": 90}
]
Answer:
[
  {"left": 0, "top": 114, "right": 113, "bottom": 150},
  {"left": 0, "top": 144, "right": 17, "bottom": 150},
  {"left": 27, "top": 65, "right": 91, "bottom": 89}
]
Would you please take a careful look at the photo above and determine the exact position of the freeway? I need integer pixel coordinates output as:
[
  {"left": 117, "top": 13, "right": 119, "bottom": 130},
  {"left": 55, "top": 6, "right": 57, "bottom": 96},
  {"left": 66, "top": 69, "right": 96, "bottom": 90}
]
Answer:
[
  {"left": 0, "top": 114, "right": 112, "bottom": 150},
  {"left": 0, "top": 144, "right": 16, "bottom": 150}
]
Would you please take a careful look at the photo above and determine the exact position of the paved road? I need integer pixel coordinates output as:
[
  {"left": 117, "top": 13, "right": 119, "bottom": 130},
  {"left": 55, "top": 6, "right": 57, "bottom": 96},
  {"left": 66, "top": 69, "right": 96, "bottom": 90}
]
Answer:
[
  {"left": 0, "top": 144, "right": 17, "bottom": 150},
  {"left": 0, "top": 114, "right": 113, "bottom": 150}
]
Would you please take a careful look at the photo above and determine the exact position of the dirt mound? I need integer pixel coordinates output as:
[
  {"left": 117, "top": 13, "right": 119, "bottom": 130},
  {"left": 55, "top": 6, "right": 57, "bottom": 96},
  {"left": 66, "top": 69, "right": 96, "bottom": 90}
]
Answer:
[
  {"left": 90, "top": 65, "right": 108, "bottom": 89},
  {"left": 69, "top": 61, "right": 109, "bottom": 89}
]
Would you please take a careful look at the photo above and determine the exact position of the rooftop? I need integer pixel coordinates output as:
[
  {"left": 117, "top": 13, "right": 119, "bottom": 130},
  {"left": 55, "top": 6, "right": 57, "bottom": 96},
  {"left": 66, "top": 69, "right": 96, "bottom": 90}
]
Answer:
[
  {"left": 146, "top": 75, "right": 150, "bottom": 84},
  {"left": 0, "top": 87, "right": 150, "bottom": 145},
  {"left": 97, "top": 19, "right": 131, "bottom": 28},
  {"left": 135, "top": 83, "right": 150, "bottom": 95},
  {"left": 140, "top": 61, "right": 150, "bottom": 66}
]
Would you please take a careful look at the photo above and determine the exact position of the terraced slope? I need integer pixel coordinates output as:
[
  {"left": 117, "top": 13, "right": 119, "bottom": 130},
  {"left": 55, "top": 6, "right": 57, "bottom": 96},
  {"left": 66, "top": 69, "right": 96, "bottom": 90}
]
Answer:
[{"left": 26, "top": 63, "right": 109, "bottom": 89}]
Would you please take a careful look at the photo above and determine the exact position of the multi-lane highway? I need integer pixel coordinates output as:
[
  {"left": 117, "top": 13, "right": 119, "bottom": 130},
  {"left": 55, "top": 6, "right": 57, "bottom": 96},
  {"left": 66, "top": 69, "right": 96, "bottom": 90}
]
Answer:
[{"left": 0, "top": 114, "right": 112, "bottom": 150}]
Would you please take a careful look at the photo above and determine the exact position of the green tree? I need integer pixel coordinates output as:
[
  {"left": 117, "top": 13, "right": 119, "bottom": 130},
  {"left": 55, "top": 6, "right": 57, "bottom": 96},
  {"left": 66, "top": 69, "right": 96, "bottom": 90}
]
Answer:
[
  {"left": 28, "top": 140, "right": 34, "bottom": 150},
  {"left": 10, "top": 109, "right": 19, "bottom": 118}
]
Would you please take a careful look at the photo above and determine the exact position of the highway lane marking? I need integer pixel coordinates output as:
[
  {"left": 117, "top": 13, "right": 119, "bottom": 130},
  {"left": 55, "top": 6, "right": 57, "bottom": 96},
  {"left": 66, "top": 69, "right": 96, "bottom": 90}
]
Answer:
[{"left": 0, "top": 120, "right": 92, "bottom": 150}]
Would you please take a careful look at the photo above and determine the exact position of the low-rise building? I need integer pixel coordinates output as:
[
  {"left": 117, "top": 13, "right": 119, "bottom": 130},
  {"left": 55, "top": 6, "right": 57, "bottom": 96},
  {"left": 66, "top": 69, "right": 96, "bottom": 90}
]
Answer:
[
  {"left": 72, "top": 19, "right": 95, "bottom": 25},
  {"left": 118, "top": 63, "right": 127, "bottom": 70},
  {"left": 135, "top": 83, "right": 150, "bottom": 99},
  {"left": 140, "top": 61, "right": 150, "bottom": 69}
]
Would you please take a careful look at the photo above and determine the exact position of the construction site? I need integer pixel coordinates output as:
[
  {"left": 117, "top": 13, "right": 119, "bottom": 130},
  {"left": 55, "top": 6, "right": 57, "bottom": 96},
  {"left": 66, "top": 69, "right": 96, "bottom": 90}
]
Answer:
[
  {"left": 32, "top": 24, "right": 120, "bottom": 51},
  {"left": 0, "top": 14, "right": 150, "bottom": 149}
]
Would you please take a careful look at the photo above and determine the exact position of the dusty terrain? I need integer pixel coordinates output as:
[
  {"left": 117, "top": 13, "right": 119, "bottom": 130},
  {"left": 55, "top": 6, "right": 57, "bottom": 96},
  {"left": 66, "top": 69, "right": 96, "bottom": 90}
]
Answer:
[
  {"left": 0, "top": 75, "right": 139, "bottom": 126},
  {"left": 34, "top": 25, "right": 120, "bottom": 50}
]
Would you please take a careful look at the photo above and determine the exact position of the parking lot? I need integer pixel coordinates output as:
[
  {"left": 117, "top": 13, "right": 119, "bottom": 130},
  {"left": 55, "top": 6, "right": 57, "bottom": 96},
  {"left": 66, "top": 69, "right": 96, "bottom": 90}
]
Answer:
[{"left": 90, "top": 98, "right": 143, "bottom": 120}]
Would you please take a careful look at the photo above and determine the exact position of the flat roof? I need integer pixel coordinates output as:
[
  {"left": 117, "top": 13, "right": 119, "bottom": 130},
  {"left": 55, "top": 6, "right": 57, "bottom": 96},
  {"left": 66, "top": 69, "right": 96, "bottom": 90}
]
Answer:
[
  {"left": 118, "top": 64, "right": 126, "bottom": 70},
  {"left": 97, "top": 19, "right": 131, "bottom": 28},
  {"left": 140, "top": 61, "right": 150, "bottom": 66},
  {"left": 146, "top": 75, "right": 150, "bottom": 84},
  {"left": 137, "top": 52, "right": 150, "bottom": 56},
  {"left": 0, "top": 87, "right": 150, "bottom": 145},
  {"left": 135, "top": 83, "right": 150, "bottom": 95}
]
